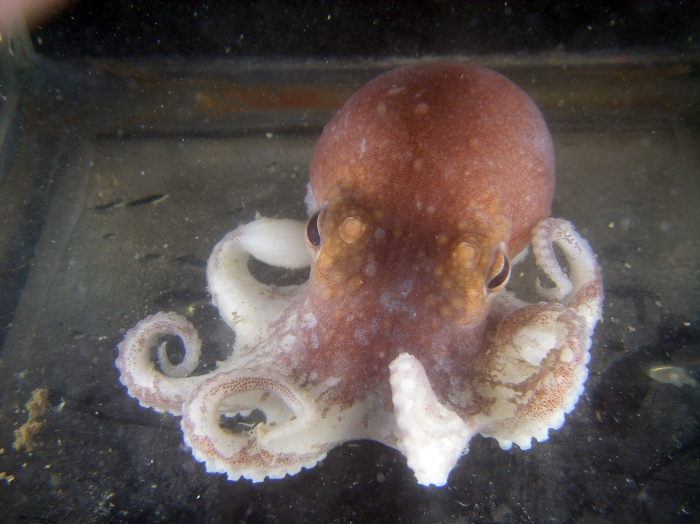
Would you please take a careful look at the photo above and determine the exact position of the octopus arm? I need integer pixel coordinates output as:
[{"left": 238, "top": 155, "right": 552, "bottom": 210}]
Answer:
[
  {"left": 207, "top": 218, "right": 310, "bottom": 347},
  {"left": 181, "top": 369, "right": 331, "bottom": 482},
  {"left": 115, "top": 311, "right": 208, "bottom": 414},
  {"left": 472, "top": 218, "right": 602, "bottom": 451},
  {"left": 532, "top": 218, "right": 604, "bottom": 331},
  {"left": 475, "top": 305, "right": 591, "bottom": 451},
  {"left": 116, "top": 219, "right": 311, "bottom": 415},
  {"left": 389, "top": 353, "right": 477, "bottom": 487}
]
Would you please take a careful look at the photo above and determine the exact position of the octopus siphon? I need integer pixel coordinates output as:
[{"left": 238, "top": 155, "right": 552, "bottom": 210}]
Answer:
[{"left": 116, "top": 62, "right": 603, "bottom": 486}]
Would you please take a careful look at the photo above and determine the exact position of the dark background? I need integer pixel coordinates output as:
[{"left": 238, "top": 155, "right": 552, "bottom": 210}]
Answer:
[{"left": 32, "top": 0, "right": 699, "bottom": 59}]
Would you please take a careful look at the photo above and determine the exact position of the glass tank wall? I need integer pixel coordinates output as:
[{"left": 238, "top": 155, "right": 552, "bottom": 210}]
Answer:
[{"left": 0, "top": 2, "right": 698, "bottom": 523}]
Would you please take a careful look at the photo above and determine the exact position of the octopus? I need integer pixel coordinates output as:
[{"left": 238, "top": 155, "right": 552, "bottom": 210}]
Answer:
[{"left": 116, "top": 62, "right": 603, "bottom": 486}]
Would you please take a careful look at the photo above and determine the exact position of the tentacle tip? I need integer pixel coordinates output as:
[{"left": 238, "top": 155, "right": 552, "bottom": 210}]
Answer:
[
  {"left": 496, "top": 439, "right": 514, "bottom": 451},
  {"left": 517, "top": 440, "right": 533, "bottom": 451}
]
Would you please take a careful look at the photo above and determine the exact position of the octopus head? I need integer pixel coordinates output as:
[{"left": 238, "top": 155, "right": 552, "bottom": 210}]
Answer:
[
  {"left": 304, "top": 62, "right": 552, "bottom": 331},
  {"left": 304, "top": 178, "right": 512, "bottom": 328}
]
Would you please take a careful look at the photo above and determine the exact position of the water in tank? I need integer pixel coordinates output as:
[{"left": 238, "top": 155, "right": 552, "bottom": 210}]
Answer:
[{"left": 0, "top": 2, "right": 698, "bottom": 523}]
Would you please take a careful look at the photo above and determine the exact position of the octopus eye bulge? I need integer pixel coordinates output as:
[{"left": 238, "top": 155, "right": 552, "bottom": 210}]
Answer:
[
  {"left": 452, "top": 241, "right": 478, "bottom": 269},
  {"left": 338, "top": 216, "right": 366, "bottom": 244},
  {"left": 306, "top": 210, "right": 322, "bottom": 247},
  {"left": 486, "top": 249, "right": 510, "bottom": 291}
]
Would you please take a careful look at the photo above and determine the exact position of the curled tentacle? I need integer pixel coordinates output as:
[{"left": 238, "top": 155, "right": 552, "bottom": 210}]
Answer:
[
  {"left": 181, "top": 369, "right": 328, "bottom": 482},
  {"left": 116, "top": 311, "right": 206, "bottom": 414},
  {"left": 207, "top": 218, "right": 309, "bottom": 349},
  {"left": 156, "top": 339, "right": 199, "bottom": 378},
  {"left": 475, "top": 304, "right": 590, "bottom": 450},
  {"left": 532, "top": 218, "right": 603, "bottom": 331}
]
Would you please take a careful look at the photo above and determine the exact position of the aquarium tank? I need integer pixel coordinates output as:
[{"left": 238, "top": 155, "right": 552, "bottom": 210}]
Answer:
[{"left": 0, "top": 1, "right": 698, "bottom": 523}]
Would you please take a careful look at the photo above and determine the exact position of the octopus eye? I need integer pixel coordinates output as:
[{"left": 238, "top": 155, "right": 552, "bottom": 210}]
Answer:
[
  {"left": 486, "top": 247, "right": 510, "bottom": 291},
  {"left": 306, "top": 210, "right": 322, "bottom": 247}
]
